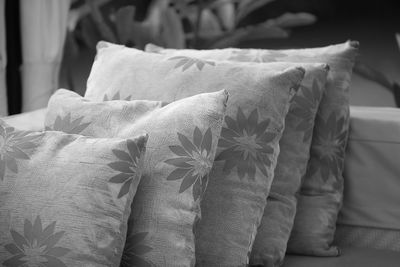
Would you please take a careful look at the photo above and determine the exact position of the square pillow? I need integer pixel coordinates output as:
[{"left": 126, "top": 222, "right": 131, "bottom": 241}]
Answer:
[
  {"left": 84, "top": 42, "right": 305, "bottom": 266},
  {"left": 147, "top": 41, "right": 359, "bottom": 257},
  {"left": 45, "top": 89, "right": 228, "bottom": 266},
  {"left": 145, "top": 44, "right": 330, "bottom": 265},
  {"left": 0, "top": 119, "right": 147, "bottom": 266}
]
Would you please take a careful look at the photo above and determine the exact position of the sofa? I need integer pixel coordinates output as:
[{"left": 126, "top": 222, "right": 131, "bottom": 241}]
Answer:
[
  {"left": 3, "top": 104, "right": 400, "bottom": 267},
  {"left": 3, "top": 40, "right": 400, "bottom": 266}
]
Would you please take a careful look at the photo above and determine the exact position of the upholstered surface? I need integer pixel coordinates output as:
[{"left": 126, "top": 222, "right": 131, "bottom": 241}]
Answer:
[
  {"left": 283, "top": 247, "right": 400, "bottom": 267},
  {"left": 2, "top": 108, "right": 46, "bottom": 131}
]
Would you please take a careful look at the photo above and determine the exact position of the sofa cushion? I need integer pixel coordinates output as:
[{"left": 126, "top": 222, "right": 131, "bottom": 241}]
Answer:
[
  {"left": 2, "top": 108, "right": 46, "bottom": 131},
  {"left": 335, "top": 224, "right": 400, "bottom": 252},
  {"left": 45, "top": 89, "right": 228, "bottom": 267},
  {"left": 147, "top": 42, "right": 359, "bottom": 257},
  {"left": 283, "top": 247, "right": 400, "bottom": 267},
  {"left": 334, "top": 106, "right": 400, "bottom": 251},
  {"left": 85, "top": 42, "right": 305, "bottom": 266},
  {"left": 145, "top": 44, "right": 330, "bottom": 266},
  {"left": 0, "top": 119, "right": 147, "bottom": 266}
]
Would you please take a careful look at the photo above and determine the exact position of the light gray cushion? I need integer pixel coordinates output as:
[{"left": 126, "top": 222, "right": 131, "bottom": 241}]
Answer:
[{"left": 283, "top": 247, "right": 400, "bottom": 267}]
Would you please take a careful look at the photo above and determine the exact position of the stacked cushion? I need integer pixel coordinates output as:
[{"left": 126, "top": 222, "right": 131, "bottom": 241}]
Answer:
[
  {"left": 1, "top": 40, "right": 360, "bottom": 266},
  {"left": 0, "top": 119, "right": 147, "bottom": 266},
  {"left": 145, "top": 41, "right": 358, "bottom": 261},
  {"left": 45, "top": 89, "right": 228, "bottom": 266},
  {"left": 145, "top": 44, "right": 331, "bottom": 265},
  {"left": 84, "top": 42, "right": 305, "bottom": 266}
]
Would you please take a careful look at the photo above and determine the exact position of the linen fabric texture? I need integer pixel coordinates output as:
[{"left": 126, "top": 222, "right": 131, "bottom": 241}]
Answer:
[
  {"left": 85, "top": 42, "right": 305, "bottom": 266},
  {"left": 147, "top": 41, "right": 360, "bottom": 257},
  {"left": 45, "top": 89, "right": 228, "bottom": 267},
  {"left": 0, "top": 119, "right": 148, "bottom": 266},
  {"left": 334, "top": 106, "right": 400, "bottom": 252},
  {"left": 145, "top": 44, "right": 330, "bottom": 265}
]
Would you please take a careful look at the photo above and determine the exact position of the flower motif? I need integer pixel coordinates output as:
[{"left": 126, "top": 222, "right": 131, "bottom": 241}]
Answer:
[
  {"left": 103, "top": 92, "right": 132, "bottom": 101},
  {"left": 108, "top": 139, "right": 142, "bottom": 198},
  {"left": 307, "top": 112, "right": 347, "bottom": 182},
  {"left": 215, "top": 108, "right": 277, "bottom": 180},
  {"left": 165, "top": 127, "right": 213, "bottom": 201},
  {"left": 120, "top": 231, "right": 153, "bottom": 267},
  {"left": 290, "top": 80, "right": 322, "bottom": 141},
  {"left": 229, "top": 50, "right": 287, "bottom": 62},
  {"left": 3, "top": 216, "right": 69, "bottom": 267},
  {"left": 168, "top": 56, "right": 215, "bottom": 71},
  {"left": 0, "top": 122, "right": 40, "bottom": 181},
  {"left": 46, "top": 113, "right": 90, "bottom": 134}
]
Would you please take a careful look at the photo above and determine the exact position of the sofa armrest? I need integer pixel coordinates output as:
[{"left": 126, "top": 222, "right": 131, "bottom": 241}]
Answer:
[{"left": 1, "top": 108, "right": 46, "bottom": 131}]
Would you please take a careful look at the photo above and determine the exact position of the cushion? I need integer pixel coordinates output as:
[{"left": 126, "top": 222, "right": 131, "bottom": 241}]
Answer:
[
  {"left": 334, "top": 106, "right": 400, "bottom": 251},
  {"left": 84, "top": 42, "right": 305, "bottom": 266},
  {"left": 2, "top": 108, "right": 46, "bottom": 132},
  {"left": 335, "top": 225, "right": 400, "bottom": 252},
  {"left": 0, "top": 119, "right": 147, "bottom": 266},
  {"left": 155, "top": 41, "right": 358, "bottom": 256},
  {"left": 282, "top": 247, "right": 400, "bottom": 267},
  {"left": 144, "top": 44, "right": 330, "bottom": 265},
  {"left": 45, "top": 89, "right": 228, "bottom": 266}
]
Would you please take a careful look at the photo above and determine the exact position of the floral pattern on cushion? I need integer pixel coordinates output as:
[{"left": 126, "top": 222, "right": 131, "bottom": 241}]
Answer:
[
  {"left": 0, "top": 125, "right": 39, "bottom": 181},
  {"left": 108, "top": 139, "right": 143, "bottom": 199},
  {"left": 120, "top": 219, "right": 153, "bottom": 267},
  {"left": 168, "top": 56, "right": 215, "bottom": 71},
  {"left": 304, "top": 112, "right": 347, "bottom": 191},
  {"left": 45, "top": 113, "right": 90, "bottom": 134},
  {"left": 165, "top": 127, "right": 213, "bottom": 201},
  {"left": 103, "top": 92, "right": 132, "bottom": 101},
  {"left": 290, "top": 80, "right": 323, "bottom": 142},
  {"left": 45, "top": 89, "right": 228, "bottom": 266},
  {"left": 216, "top": 108, "right": 277, "bottom": 180},
  {"left": 0, "top": 118, "right": 148, "bottom": 266},
  {"left": 4, "top": 216, "right": 69, "bottom": 267}
]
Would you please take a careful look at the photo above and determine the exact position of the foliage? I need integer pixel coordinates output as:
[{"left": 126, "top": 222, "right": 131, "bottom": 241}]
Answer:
[
  {"left": 67, "top": 0, "right": 317, "bottom": 50},
  {"left": 353, "top": 33, "right": 400, "bottom": 107}
]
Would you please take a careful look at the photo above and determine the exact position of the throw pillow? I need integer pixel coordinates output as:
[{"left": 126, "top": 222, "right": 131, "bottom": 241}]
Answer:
[
  {"left": 147, "top": 41, "right": 359, "bottom": 257},
  {"left": 145, "top": 44, "right": 330, "bottom": 265},
  {"left": 45, "top": 88, "right": 228, "bottom": 266},
  {"left": 0, "top": 119, "right": 147, "bottom": 266},
  {"left": 84, "top": 42, "right": 305, "bottom": 266}
]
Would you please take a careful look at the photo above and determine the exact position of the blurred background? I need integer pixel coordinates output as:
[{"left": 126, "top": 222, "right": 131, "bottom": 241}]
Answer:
[{"left": 1, "top": 0, "right": 399, "bottom": 115}]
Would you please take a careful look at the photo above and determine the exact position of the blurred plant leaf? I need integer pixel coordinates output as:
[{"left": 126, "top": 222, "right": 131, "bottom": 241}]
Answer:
[
  {"left": 198, "top": 8, "right": 223, "bottom": 38},
  {"left": 144, "top": 0, "right": 168, "bottom": 38},
  {"left": 171, "top": 0, "right": 197, "bottom": 18},
  {"left": 265, "top": 12, "right": 317, "bottom": 28},
  {"left": 208, "top": 23, "right": 288, "bottom": 48},
  {"left": 207, "top": 0, "right": 237, "bottom": 9},
  {"left": 161, "top": 7, "right": 186, "bottom": 48},
  {"left": 68, "top": 0, "right": 111, "bottom": 32},
  {"left": 215, "top": 1, "right": 235, "bottom": 31},
  {"left": 115, "top": 6, "right": 136, "bottom": 45},
  {"left": 393, "top": 83, "right": 400, "bottom": 108},
  {"left": 86, "top": 0, "right": 117, "bottom": 43},
  {"left": 236, "top": 0, "right": 276, "bottom": 24},
  {"left": 354, "top": 60, "right": 393, "bottom": 91},
  {"left": 79, "top": 17, "right": 102, "bottom": 48},
  {"left": 242, "top": 24, "right": 288, "bottom": 41},
  {"left": 130, "top": 23, "right": 159, "bottom": 49}
]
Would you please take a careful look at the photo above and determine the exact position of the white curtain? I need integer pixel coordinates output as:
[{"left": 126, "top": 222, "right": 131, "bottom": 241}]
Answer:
[
  {"left": 0, "top": 0, "right": 7, "bottom": 116},
  {"left": 20, "top": 0, "right": 70, "bottom": 112}
]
